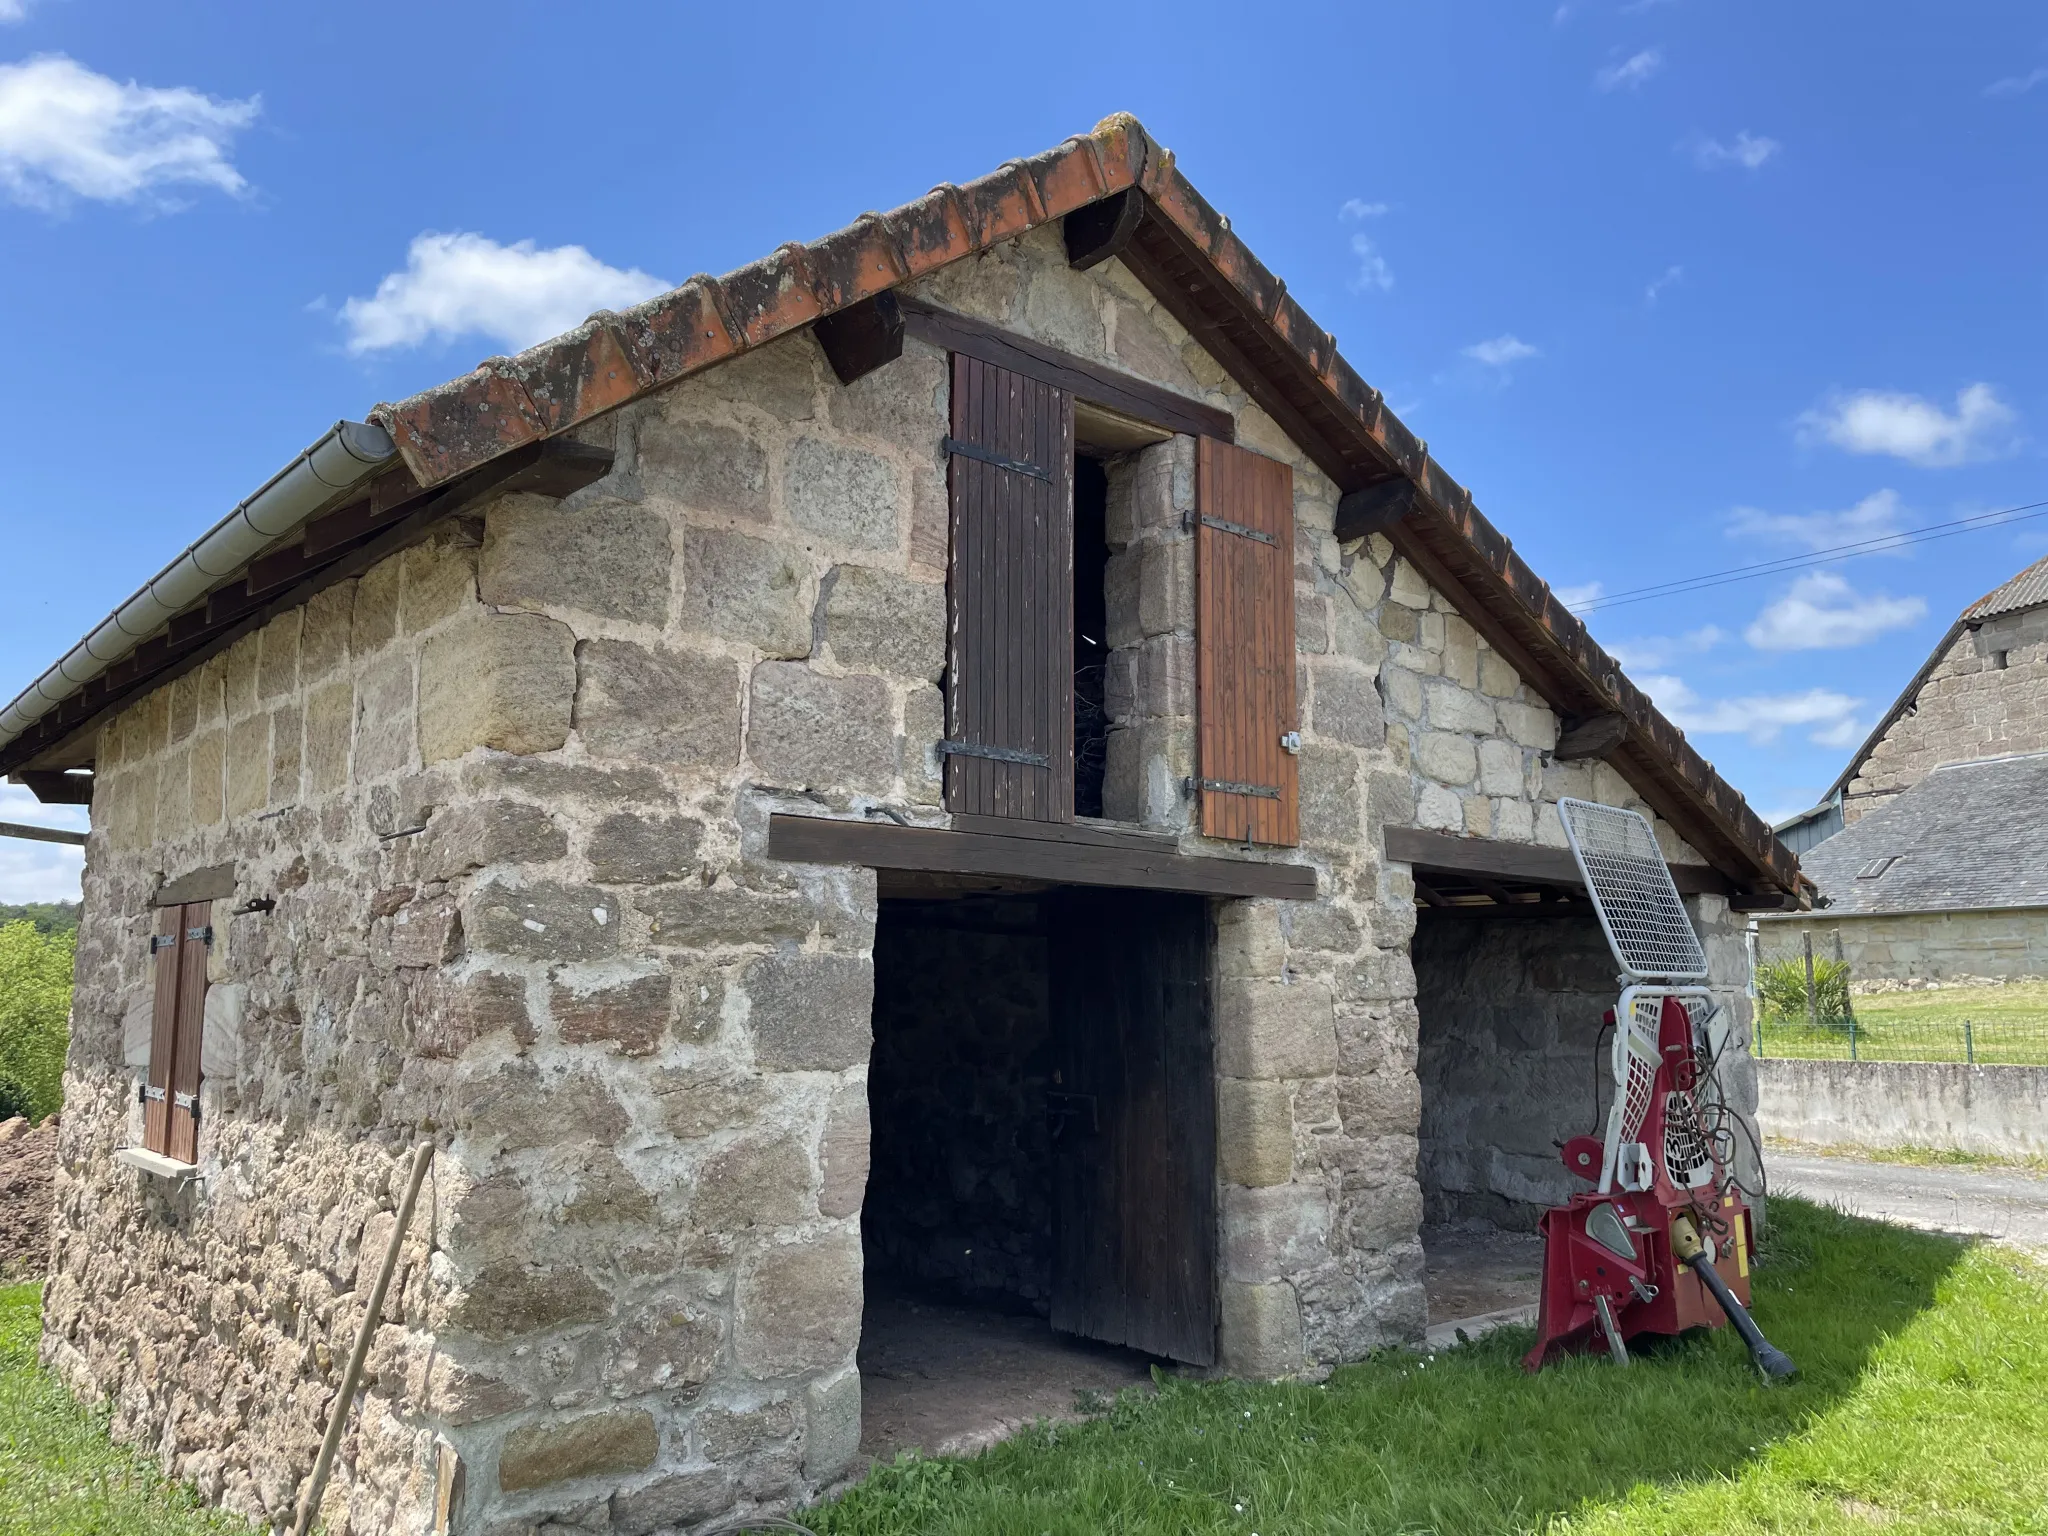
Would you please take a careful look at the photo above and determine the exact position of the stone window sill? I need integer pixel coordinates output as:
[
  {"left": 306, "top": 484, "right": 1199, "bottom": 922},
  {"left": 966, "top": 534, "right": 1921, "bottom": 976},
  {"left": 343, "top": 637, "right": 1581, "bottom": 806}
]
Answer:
[{"left": 114, "top": 1146, "right": 200, "bottom": 1180}]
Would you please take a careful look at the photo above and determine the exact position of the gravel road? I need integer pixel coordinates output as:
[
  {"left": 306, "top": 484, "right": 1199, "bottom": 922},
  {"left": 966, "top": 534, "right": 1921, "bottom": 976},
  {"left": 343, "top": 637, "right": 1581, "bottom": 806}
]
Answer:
[{"left": 1771, "top": 1151, "right": 2048, "bottom": 1250}]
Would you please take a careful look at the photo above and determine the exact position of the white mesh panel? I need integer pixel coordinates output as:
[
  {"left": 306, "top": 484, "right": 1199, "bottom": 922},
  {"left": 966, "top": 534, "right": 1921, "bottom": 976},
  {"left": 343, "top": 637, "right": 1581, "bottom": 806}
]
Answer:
[{"left": 1560, "top": 798, "right": 1709, "bottom": 981}]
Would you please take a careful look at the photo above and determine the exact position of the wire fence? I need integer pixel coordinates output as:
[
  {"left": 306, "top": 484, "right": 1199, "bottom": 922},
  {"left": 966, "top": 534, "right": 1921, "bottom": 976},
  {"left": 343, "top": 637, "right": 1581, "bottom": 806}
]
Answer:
[{"left": 1753, "top": 1013, "right": 2048, "bottom": 1066}]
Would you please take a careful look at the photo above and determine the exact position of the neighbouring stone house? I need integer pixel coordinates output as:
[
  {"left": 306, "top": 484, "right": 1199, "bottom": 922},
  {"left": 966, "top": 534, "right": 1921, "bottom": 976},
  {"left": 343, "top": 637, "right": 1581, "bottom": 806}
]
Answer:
[
  {"left": 1771, "top": 554, "right": 2048, "bottom": 985},
  {"left": 1763, "top": 751, "right": 2048, "bottom": 987},
  {"left": 0, "top": 117, "right": 1805, "bottom": 1536}
]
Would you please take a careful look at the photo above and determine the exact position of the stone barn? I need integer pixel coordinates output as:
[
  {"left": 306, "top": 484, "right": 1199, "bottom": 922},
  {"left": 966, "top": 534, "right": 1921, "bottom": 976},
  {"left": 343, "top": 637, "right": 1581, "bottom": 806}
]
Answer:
[{"left": 0, "top": 116, "right": 1804, "bottom": 1535}]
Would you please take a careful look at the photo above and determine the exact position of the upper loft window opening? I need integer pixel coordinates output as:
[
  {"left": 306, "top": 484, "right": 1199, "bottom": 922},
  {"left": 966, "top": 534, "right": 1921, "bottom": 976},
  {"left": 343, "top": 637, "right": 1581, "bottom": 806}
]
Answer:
[{"left": 1074, "top": 453, "right": 1111, "bottom": 819}]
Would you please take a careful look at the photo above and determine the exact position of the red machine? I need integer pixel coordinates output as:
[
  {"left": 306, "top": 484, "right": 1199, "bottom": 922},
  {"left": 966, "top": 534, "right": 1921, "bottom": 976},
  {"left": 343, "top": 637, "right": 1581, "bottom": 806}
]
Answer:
[{"left": 1526, "top": 802, "right": 1795, "bottom": 1378}]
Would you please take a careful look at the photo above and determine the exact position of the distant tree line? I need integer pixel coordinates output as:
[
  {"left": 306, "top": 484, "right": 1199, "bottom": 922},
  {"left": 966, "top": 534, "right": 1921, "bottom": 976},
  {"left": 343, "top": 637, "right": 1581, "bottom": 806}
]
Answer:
[
  {"left": 0, "top": 901, "right": 80, "bottom": 937},
  {"left": 0, "top": 916, "right": 74, "bottom": 1122}
]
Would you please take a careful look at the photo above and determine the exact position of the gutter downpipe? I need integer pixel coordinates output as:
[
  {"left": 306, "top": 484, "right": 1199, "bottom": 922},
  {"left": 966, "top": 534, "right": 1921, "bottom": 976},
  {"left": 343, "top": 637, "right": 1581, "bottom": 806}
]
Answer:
[{"left": 0, "top": 420, "right": 398, "bottom": 755}]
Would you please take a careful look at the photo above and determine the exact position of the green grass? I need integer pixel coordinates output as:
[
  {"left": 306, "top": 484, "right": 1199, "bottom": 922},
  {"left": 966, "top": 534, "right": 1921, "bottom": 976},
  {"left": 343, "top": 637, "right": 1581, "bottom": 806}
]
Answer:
[
  {"left": 1768, "top": 1136, "right": 2048, "bottom": 1178},
  {"left": 5, "top": 1202, "right": 2044, "bottom": 1535},
  {"left": 1853, "top": 980, "right": 2048, "bottom": 1031},
  {"left": 812, "top": 1199, "right": 2048, "bottom": 1536},
  {"left": 1755, "top": 981, "right": 2048, "bottom": 1065},
  {"left": 0, "top": 1283, "right": 257, "bottom": 1535}
]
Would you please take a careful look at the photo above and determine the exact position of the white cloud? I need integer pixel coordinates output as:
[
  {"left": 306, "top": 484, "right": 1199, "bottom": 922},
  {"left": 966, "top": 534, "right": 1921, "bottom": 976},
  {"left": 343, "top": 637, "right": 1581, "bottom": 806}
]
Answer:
[
  {"left": 1348, "top": 232, "right": 1393, "bottom": 293},
  {"left": 1645, "top": 264, "right": 1684, "bottom": 303},
  {"left": 0, "top": 0, "right": 32, "bottom": 21},
  {"left": 1743, "top": 570, "right": 1927, "bottom": 652},
  {"left": 0, "top": 786, "right": 85, "bottom": 904},
  {"left": 1985, "top": 67, "right": 2048, "bottom": 98},
  {"left": 1464, "top": 334, "right": 1539, "bottom": 369},
  {"left": 1553, "top": 581, "right": 1604, "bottom": 610},
  {"left": 340, "top": 232, "right": 670, "bottom": 356},
  {"left": 1689, "top": 131, "right": 1780, "bottom": 170},
  {"left": 1726, "top": 489, "right": 1906, "bottom": 552},
  {"left": 1797, "top": 383, "right": 2016, "bottom": 468},
  {"left": 0, "top": 54, "right": 257, "bottom": 210},
  {"left": 1604, "top": 625, "right": 1726, "bottom": 670},
  {"left": 1640, "top": 673, "right": 1863, "bottom": 747},
  {"left": 1339, "top": 201, "right": 1392, "bottom": 292},
  {"left": 1597, "top": 48, "right": 1663, "bottom": 91}
]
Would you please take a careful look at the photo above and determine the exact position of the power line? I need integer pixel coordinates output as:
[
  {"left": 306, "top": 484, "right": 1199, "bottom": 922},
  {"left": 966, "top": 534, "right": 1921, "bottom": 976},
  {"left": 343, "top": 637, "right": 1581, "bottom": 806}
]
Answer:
[{"left": 1569, "top": 498, "right": 2048, "bottom": 614}]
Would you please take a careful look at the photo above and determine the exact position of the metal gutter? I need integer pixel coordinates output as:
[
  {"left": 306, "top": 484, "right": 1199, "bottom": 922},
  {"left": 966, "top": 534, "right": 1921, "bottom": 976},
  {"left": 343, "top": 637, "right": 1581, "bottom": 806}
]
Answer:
[{"left": 0, "top": 421, "right": 397, "bottom": 755}]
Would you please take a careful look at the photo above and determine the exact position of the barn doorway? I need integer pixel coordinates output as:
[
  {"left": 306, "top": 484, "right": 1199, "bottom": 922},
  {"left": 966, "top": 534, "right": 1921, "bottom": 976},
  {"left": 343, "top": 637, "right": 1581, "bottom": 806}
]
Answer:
[
  {"left": 1409, "top": 890, "right": 1616, "bottom": 1336},
  {"left": 858, "top": 881, "right": 1215, "bottom": 1460}
]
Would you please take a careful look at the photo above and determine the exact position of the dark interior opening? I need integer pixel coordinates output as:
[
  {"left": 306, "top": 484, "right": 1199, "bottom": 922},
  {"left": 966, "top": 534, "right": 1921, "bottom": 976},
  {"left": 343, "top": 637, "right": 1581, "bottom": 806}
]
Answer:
[
  {"left": 865, "top": 891, "right": 1057, "bottom": 1313},
  {"left": 1410, "top": 906, "right": 1616, "bottom": 1326},
  {"left": 860, "top": 886, "right": 1156, "bottom": 1459},
  {"left": 1073, "top": 454, "right": 1111, "bottom": 819}
]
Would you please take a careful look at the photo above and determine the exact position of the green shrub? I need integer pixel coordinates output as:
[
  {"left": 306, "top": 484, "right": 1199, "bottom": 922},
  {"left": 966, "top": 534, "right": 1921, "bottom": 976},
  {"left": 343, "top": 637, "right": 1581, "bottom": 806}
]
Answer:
[
  {"left": 1757, "top": 955, "right": 1854, "bottom": 1022},
  {"left": 0, "top": 920, "right": 74, "bottom": 1123}
]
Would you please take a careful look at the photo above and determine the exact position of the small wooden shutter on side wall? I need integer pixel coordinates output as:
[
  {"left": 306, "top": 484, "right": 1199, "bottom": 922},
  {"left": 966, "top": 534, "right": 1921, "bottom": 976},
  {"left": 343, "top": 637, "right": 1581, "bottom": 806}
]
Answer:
[
  {"left": 142, "top": 900, "right": 210, "bottom": 1163},
  {"left": 1196, "top": 438, "right": 1299, "bottom": 845},
  {"left": 944, "top": 354, "right": 1076, "bottom": 822},
  {"left": 167, "top": 902, "right": 210, "bottom": 1165},
  {"left": 143, "top": 908, "right": 181, "bottom": 1156}
]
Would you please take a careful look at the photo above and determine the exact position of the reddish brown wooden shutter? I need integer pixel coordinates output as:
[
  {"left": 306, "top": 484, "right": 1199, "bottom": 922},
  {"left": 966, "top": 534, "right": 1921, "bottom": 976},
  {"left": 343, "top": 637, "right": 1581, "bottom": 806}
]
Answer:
[
  {"left": 1196, "top": 438, "right": 1299, "bottom": 846},
  {"left": 143, "top": 900, "right": 210, "bottom": 1163},
  {"left": 944, "top": 353, "right": 1076, "bottom": 822},
  {"left": 143, "top": 908, "right": 181, "bottom": 1156}
]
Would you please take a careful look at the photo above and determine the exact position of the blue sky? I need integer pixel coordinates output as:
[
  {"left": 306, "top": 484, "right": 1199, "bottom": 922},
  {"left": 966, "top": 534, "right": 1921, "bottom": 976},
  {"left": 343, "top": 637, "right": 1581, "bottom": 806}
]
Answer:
[{"left": 3, "top": 0, "right": 2045, "bottom": 899}]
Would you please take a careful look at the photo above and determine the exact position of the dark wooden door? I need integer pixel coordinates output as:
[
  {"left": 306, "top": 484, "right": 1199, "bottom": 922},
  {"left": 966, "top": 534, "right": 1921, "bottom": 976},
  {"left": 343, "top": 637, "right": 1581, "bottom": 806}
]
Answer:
[
  {"left": 1049, "top": 888, "right": 1217, "bottom": 1365},
  {"left": 944, "top": 353, "right": 1076, "bottom": 822}
]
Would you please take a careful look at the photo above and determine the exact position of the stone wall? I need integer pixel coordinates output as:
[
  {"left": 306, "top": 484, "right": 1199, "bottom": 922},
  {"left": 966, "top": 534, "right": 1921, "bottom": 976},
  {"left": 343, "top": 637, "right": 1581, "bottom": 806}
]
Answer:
[
  {"left": 1756, "top": 1058, "right": 2048, "bottom": 1156},
  {"left": 1846, "top": 608, "right": 2048, "bottom": 823},
  {"left": 48, "top": 215, "right": 1769, "bottom": 1533},
  {"left": 1759, "top": 907, "right": 2048, "bottom": 987},
  {"left": 1414, "top": 913, "right": 1616, "bottom": 1228},
  {"left": 864, "top": 901, "right": 1054, "bottom": 1311},
  {"left": 55, "top": 319, "right": 942, "bottom": 1533}
]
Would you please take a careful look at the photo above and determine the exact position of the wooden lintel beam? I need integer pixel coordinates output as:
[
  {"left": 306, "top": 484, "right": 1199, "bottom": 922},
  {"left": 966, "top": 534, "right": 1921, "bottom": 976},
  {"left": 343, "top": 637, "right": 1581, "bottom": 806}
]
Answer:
[
  {"left": 813, "top": 292, "right": 906, "bottom": 386},
  {"left": 1064, "top": 188, "right": 1146, "bottom": 272},
  {"left": 1384, "top": 824, "right": 1735, "bottom": 896},
  {"left": 1553, "top": 711, "right": 1630, "bottom": 761},
  {"left": 767, "top": 813, "right": 1316, "bottom": 901},
  {"left": 16, "top": 769, "right": 92, "bottom": 805},
  {"left": 1335, "top": 478, "right": 1416, "bottom": 543},
  {"left": 896, "top": 295, "right": 1234, "bottom": 443}
]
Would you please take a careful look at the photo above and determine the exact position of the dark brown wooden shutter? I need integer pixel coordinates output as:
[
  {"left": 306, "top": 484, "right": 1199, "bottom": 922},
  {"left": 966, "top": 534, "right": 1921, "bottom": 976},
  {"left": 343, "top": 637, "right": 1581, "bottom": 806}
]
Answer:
[
  {"left": 944, "top": 353, "right": 1075, "bottom": 822},
  {"left": 1196, "top": 438, "right": 1299, "bottom": 845},
  {"left": 143, "top": 900, "right": 210, "bottom": 1163}
]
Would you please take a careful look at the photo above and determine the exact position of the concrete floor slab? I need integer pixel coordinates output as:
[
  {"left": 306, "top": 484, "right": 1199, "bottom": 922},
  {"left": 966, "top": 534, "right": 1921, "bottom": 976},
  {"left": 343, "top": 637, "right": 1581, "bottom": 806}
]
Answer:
[{"left": 857, "top": 1293, "right": 1156, "bottom": 1463}]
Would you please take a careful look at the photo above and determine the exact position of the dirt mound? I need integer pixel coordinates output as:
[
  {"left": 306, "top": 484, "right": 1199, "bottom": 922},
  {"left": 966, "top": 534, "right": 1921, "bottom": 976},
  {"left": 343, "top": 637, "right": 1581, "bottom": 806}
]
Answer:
[{"left": 0, "top": 1114, "right": 56, "bottom": 1280}]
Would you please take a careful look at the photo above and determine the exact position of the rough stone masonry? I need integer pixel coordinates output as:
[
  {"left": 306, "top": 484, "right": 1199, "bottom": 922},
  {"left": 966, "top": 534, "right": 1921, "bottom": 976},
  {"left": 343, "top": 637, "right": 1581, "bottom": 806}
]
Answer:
[{"left": 46, "top": 222, "right": 1756, "bottom": 1535}]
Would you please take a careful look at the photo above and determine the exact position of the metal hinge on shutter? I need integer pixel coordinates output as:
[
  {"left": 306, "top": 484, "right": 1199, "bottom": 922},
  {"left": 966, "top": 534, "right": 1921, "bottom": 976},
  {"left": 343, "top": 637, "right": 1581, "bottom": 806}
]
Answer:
[
  {"left": 942, "top": 437, "right": 1053, "bottom": 482},
  {"left": 1188, "top": 776, "right": 1283, "bottom": 801},
  {"left": 149, "top": 934, "right": 176, "bottom": 955},
  {"left": 173, "top": 1091, "right": 199, "bottom": 1126},
  {"left": 186, "top": 925, "right": 214, "bottom": 946},
  {"left": 141, "top": 1084, "right": 166, "bottom": 1104},
  {"left": 939, "top": 740, "right": 1051, "bottom": 768},
  {"left": 1187, "top": 511, "right": 1279, "bottom": 547}
]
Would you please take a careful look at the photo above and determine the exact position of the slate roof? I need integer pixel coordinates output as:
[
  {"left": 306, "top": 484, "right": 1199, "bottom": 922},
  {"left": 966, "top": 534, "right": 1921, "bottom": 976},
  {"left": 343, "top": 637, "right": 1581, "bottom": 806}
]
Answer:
[
  {"left": 0, "top": 114, "right": 1803, "bottom": 896},
  {"left": 1801, "top": 750, "right": 2048, "bottom": 915}
]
